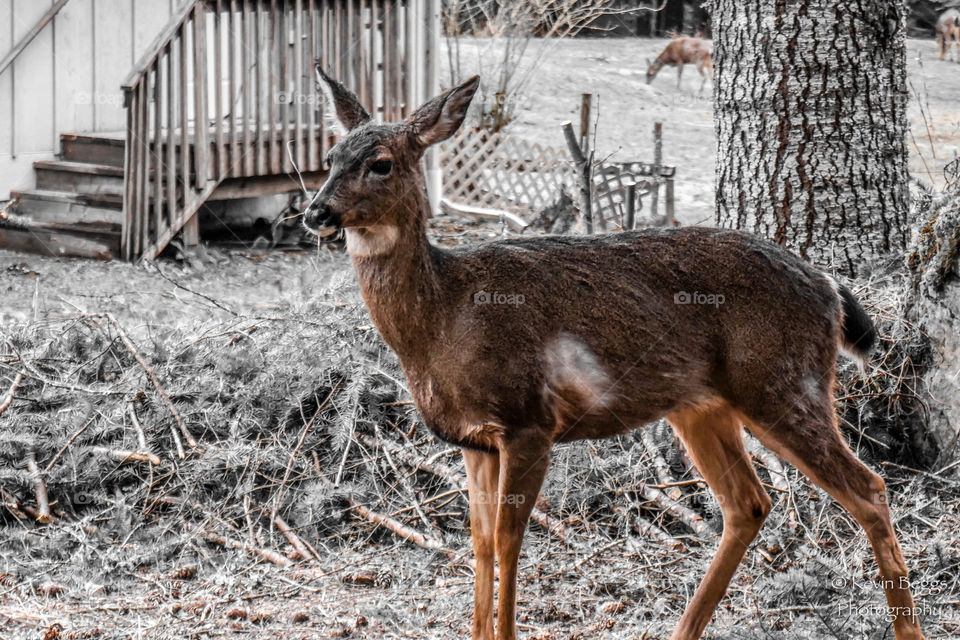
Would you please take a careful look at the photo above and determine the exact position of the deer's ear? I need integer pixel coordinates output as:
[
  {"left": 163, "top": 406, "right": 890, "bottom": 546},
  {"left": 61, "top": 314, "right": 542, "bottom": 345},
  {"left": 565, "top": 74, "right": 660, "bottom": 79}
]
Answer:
[
  {"left": 315, "top": 63, "right": 370, "bottom": 135},
  {"left": 405, "top": 75, "right": 479, "bottom": 149}
]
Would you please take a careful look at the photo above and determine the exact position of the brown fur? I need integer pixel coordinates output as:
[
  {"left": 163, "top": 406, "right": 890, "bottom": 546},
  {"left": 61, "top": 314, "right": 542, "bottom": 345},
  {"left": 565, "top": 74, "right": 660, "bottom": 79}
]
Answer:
[
  {"left": 646, "top": 37, "right": 714, "bottom": 92},
  {"left": 937, "top": 9, "right": 960, "bottom": 61},
  {"left": 306, "top": 69, "right": 924, "bottom": 640}
]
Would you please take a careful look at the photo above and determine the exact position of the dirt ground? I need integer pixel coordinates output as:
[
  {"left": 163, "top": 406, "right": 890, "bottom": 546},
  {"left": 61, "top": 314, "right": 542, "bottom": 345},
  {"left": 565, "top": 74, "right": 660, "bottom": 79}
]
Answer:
[{"left": 2, "top": 36, "right": 960, "bottom": 640}]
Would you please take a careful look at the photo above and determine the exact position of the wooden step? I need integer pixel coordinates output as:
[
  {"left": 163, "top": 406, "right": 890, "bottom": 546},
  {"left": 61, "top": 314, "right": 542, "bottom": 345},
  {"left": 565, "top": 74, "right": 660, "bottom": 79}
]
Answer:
[
  {"left": 0, "top": 225, "right": 118, "bottom": 260},
  {"left": 60, "top": 133, "right": 126, "bottom": 167},
  {"left": 34, "top": 160, "right": 124, "bottom": 193},
  {"left": 1, "top": 189, "right": 122, "bottom": 260},
  {"left": 12, "top": 188, "right": 123, "bottom": 213}
]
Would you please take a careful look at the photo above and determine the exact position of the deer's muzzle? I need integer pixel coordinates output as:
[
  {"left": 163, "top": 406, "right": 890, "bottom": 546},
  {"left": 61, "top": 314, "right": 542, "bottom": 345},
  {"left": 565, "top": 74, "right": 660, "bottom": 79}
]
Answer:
[{"left": 303, "top": 202, "right": 341, "bottom": 238}]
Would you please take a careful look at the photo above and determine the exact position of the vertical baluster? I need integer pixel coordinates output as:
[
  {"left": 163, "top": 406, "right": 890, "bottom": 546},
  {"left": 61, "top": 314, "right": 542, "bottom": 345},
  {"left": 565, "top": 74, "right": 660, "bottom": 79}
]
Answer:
[
  {"left": 320, "top": 0, "right": 330, "bottom": 157},
  {"left": 383, "top": 0, "right": 392, "bottom": 121},
  {"left": 166, "top": 42, "right": 176, "bottom": 234},
  {"left": 403, "top": 0, "right": 411, "bottom": 117},
  {"left": 215, "top": 0, "right": 225, "bottom": 179},
  {"left": 368, "top": 0, "right": 377, "bottom": 118},
  {"left": 393, "top": 0, "right": 402, "bottom": 119},
  {"left": 229, "top": 0, "right": 239, "bottom": 174},
  {"left": 123, "top": 87, "right": 138, "bottom": 261},
  {"left": 356, "top": 0, "right": 366, "bottom": 111},
  {"left": 270, "top": 0, "right": 281, "bottom": 173},
  {"left": 279, "top": 0, "right": 290, "bottom": 173},
  {"left": 306, "top": 0, "right": 317, "bottom": 171},
  {"left": 180, "top": 22, "right": 190, "bottom": 223},
  {"left": 136, "top": 80, "right": 149, "bottom": 257},
  {"left": 294, "top": 0, "right": 304, "bottom": 173},
  {"left": 153, "top": 59, "right": 164, "bottom": 249},
  {"left": 342, "top": 0, "right": 360, "bottom": 93},
  {"left": 330, "top": 0, "right": 346, "bottom": 82},
  {"left": 240, "top": 0, "right": 251, "bottom": 177},
  {"left": 255, "top": 2, "right": 265, "bottom": 175},
  {"left": 194, "top": 5, "right": 208, "bottom": 190}
]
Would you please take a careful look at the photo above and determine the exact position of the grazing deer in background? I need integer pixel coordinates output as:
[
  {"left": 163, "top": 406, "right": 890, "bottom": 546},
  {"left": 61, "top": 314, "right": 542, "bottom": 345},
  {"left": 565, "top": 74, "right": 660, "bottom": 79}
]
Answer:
[
  {"left": 937, "top": 8, "right": 960, "bottom": 61},
  {"left": 646, "top": 37, "right": 713, "bottom": 93},
  {"left": 305, "top": 68, "right": 924, "bottom": 640}
]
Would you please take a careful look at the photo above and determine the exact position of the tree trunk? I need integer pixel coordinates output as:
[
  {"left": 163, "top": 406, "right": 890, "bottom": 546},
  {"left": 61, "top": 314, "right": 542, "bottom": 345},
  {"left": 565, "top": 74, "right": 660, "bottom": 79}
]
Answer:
[{"left": 713, "top": 0, "right": 909, "bottom": 277}]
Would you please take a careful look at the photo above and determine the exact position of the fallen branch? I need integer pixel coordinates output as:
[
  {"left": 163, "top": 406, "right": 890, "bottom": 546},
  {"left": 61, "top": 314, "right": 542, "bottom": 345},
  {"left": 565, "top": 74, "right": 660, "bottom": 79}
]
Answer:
[
  {"left": 25, "top": 453, "right": 51, "bottom": 523},
  {"left": 273, "top": 378, "right": 343, "bottom": 522},
  {"left": 640, "top": 484, "right": 709, "bottom": 536},
  {"left": 311, "top": 451, "right": 459, "bottom": 561},
  {"left": 349, "top": 501, "right": 455, "bottom": 560},
  {"left": 84, "top": 313, "right": 197, "bottom": 449},
  {"left": 358, "top": 434, "right": 576, "bottom": 547},
  {"left": 198, "top": 528, "right": 290, "bottom": 567},
  {"left": 0, "top": 370, "right": 24, "bottom": 418},
  {"left": 271, "top": 513, "right": 319, "bottom": 562},
  {"left": 88, "top": 447, "right": 161, "bottom": 466},
  {"left": 641, "top": 428, "right": 683, "bottom": 500}
]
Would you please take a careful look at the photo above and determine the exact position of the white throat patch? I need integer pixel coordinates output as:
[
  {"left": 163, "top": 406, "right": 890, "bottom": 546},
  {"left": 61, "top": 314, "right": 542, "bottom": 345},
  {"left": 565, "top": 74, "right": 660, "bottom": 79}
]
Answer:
[{"left": 346, "top": 225, "right": 401, "bottom": 257}]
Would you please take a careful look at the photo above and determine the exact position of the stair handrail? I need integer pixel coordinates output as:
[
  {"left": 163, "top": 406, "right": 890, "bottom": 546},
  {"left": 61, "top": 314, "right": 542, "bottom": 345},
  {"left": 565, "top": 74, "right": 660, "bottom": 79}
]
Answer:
[
  {"left": 0, "top": 0, "right": 72, "bottom": 77},
  {"left": 121, "top": 0, "right": 202, "bottom": 101}
]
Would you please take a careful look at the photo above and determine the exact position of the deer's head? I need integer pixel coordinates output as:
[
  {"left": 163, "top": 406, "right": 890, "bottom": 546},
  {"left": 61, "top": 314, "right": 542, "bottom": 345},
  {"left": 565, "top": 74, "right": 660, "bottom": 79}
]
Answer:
[
  {"left": 645, "top": 57, "right": 661, "bottom": 84},
  {"left": 304, "top": 66, "right": 480, "bottom": 240}
]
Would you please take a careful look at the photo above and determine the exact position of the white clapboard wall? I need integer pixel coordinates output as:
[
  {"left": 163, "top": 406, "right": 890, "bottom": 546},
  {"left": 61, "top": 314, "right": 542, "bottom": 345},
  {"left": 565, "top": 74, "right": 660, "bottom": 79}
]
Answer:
[{"left": 0, "top": 0, "right": 185, "bottom": 199}]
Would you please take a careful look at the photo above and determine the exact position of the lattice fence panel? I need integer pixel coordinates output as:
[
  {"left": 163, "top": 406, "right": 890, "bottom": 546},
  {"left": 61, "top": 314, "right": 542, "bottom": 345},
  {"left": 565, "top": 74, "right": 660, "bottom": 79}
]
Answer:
[
  {"left": 439, "top": 128, "right": 576, "bottom": 217},
  {"left": 439, "top": 128, "right": 674, "bottom": 227}
]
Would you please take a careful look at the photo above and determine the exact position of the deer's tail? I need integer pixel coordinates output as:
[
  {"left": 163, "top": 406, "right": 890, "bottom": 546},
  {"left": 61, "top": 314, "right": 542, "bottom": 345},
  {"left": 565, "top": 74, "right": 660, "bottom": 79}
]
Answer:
[{"left": 837, "top": 284, "right": 877, "bottom": 370}]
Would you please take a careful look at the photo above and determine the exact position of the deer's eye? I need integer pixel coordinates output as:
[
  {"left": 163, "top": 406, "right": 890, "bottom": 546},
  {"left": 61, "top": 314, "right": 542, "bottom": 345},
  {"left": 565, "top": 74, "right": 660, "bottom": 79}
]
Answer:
[{"left": 369, "top": 159, "right": 393, "bottom": 177}]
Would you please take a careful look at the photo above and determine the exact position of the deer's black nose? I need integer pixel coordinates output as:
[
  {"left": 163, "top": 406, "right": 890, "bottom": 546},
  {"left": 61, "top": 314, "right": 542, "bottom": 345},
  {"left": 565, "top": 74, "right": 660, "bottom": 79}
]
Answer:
[{"left": 303, "top": 202, "right": 341, "bottom": 236}]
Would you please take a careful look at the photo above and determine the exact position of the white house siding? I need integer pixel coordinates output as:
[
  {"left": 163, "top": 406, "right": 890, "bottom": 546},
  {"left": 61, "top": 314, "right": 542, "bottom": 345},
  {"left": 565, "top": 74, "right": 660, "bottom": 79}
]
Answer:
[{"left": 0, "top": 0, "right": 185, "bottom": 199}]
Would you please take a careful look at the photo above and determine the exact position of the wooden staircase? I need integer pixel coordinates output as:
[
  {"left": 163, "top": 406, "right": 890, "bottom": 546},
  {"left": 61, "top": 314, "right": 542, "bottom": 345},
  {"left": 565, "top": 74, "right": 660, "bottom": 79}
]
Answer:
[
  {"left": 0, "top": 0, "right": 435, "bottom": 262},
  {"left": 1, "top": 134, "right": 125, "bottom": 260}
]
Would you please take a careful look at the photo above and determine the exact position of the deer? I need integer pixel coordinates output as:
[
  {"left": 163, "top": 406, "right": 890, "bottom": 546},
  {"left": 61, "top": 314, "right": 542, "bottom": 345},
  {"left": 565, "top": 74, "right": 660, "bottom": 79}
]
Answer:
[
  {"left": 937, "top": 8, "right": 960, "bottom": 61},
  {"left": 304, "top": 66, "right": 924, "bottom": 640},
  {"left": 646, "top": 37, "right": 713, "bottom": 93}
]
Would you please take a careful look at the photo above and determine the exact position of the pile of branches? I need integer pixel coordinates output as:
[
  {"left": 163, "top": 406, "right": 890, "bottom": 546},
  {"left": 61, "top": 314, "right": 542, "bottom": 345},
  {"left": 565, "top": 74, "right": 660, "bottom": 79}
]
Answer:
[{"left": 1, "top": 259, "right": 958, "bottom": 637}]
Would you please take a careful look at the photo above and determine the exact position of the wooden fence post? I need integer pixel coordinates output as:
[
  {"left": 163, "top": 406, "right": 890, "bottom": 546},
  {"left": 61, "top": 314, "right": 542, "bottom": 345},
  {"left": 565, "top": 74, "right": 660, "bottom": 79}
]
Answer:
[
  {"left": 624, "top": 183, "right": 636, "bottom": 231},
  {"left": 651, "top": 121, "right": 662, "bottom": 221},
  {"left": 579, "top": 93, "right": 592, "bottom": 155}
]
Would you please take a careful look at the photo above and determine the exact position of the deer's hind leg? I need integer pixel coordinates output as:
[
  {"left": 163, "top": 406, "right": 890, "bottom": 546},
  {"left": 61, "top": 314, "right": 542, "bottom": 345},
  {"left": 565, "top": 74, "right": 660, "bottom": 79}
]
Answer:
[
  {"left": 744, "top": 398, "right": 923, "bottom": 640},
  {"left": 666, "top": 401, "right": 771, "bottom": 640}
]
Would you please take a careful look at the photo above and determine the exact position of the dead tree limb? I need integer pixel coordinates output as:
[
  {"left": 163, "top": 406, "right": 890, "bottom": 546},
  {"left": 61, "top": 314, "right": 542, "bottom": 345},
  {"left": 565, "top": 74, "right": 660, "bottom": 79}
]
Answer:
[
  {"left": 310, "top": 451, "right": 460, "bottom": 562},
  {"left": 84, "top": 313, "right": 197, "bottom": 449},
  {"left": 272, "top": 513, "right": 320, "bottom": 562},
  {"left": 198, "top": 528, "right": 290, "bottom": 567},
  {"left": 357, "top": 433, "right": 576, "bottom": 546},
  {"left": 562, "top": 121, "right": 593, "bottom": 234},
  {"left": 0, "top": 370, "right": 24, "bottom": 418},
  {"left": 87, "top": 447, "right": 161, "bottom": 466},
  {"left": 25, "top": 453, "right": 51, "bottom": 523}
]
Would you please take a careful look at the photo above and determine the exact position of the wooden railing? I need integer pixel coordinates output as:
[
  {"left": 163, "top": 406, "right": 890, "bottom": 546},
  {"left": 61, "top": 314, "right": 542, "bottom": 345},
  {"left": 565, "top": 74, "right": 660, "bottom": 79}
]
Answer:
[{"left": 121, "top": 0, "right": 436, "bottom": 261}]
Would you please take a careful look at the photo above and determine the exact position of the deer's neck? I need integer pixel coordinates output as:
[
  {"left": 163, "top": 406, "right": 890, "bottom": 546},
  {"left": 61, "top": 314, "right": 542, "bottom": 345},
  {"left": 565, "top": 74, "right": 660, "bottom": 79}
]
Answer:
[{"left": 347, "top": 212, "right": 442, "bottom": 364}]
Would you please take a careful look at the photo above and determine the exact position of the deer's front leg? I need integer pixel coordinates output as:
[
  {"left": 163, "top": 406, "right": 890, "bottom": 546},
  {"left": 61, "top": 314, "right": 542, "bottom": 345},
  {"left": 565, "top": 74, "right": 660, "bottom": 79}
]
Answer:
[
  {"left": 463, "top": 449, "right": 499, "bottom": 640},
  {"left": 495, "top": 431, "right": 552, "bottom": 640}
]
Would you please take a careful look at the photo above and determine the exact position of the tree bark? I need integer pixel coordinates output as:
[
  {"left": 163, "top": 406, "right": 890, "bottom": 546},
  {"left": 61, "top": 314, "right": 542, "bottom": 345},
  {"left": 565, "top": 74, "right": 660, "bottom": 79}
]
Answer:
[{"left": 713, "top": 0, "right": 909, "bottom": 276}]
